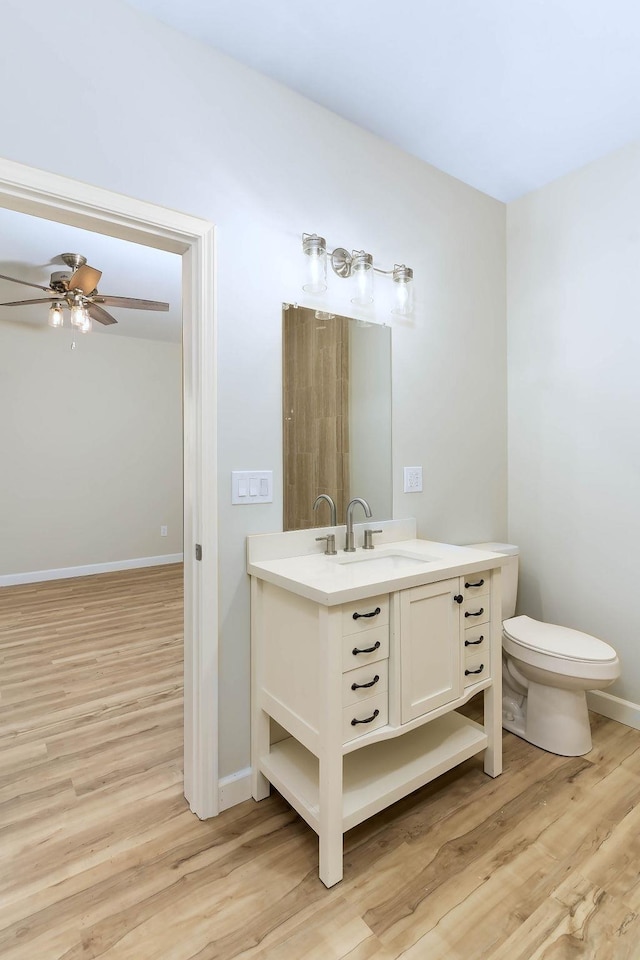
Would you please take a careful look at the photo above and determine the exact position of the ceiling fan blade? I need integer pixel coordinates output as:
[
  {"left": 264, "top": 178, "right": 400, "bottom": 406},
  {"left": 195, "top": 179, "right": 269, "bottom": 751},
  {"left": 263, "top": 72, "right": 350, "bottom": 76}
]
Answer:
[
  {"left": 87, "top": 302, "right": 118, "bottom": 326},
  {"left": 0, "top": 297, "right": 58, "bottom": 307},
  {"left": 68, "top": 265, "right": 102, "bottom": 294},
  {"left": 0, "top": 272, "right": 52, "bottom": 293},
  {"left": 94, "top": 295, "right": 169, "bottom": 312}
]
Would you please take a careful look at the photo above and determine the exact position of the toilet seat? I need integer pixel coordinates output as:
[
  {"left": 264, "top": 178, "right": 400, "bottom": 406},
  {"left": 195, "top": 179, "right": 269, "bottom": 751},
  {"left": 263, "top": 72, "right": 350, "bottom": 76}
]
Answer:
[{"left": 503, "top": 615, "right": 619, "bottom": 682}]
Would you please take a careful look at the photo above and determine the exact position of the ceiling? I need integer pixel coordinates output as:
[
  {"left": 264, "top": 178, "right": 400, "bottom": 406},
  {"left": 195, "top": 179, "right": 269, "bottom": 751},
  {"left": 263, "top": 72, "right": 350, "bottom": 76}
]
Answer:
[
  {"left": 126, "top": 0, "right": 640, "bottom": 201},
  {"left": 0, "top": 208, "right": 182, "bottom": 342}
]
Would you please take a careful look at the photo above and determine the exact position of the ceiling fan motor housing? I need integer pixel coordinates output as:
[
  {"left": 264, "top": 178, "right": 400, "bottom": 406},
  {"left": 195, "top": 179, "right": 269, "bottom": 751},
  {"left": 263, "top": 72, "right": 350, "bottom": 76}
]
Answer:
[{"left": 50, "top": 270, "right": 73, "bottom": 293}]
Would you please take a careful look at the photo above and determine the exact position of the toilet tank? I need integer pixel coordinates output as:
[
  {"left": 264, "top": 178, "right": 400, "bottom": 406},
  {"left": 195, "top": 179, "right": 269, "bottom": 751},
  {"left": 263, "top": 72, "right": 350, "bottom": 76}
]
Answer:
[{"left": 465, "top": 543, "right": 519, "bottom": 620}]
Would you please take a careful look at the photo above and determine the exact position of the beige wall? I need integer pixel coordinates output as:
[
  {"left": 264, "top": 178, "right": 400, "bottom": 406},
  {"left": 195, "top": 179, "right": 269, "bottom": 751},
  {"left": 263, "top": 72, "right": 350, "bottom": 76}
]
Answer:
[
  {"left": 0, "top": 320, "right": 183, "bottom": 576},
  {"left": 508, "top": 141, "right": 640, "bottom": 704}
]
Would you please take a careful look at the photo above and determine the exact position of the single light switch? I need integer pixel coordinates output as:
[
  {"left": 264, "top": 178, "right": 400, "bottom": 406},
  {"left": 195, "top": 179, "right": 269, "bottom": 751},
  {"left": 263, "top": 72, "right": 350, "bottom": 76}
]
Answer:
[
  {"left": 260, "top": 477, "right": 269, "bottom": 496},
  {"left": 249, "top": 478, "right": 258, "bottom": 496},
  {"left": 238, "top": 480, "right": 247, "bottom": 497}
]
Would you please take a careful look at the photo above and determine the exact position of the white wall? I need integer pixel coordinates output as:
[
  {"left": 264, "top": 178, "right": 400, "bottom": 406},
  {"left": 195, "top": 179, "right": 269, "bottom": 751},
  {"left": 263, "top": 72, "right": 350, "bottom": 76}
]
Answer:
[
  {"left": 1, "top": 0, "right": 507, "bottom": 779},
  {"left": 508, "top": 142, "right": 640, "bottom": 705},
  {"left": 0, "top": 320, "right": 183, "bottom": 575}
]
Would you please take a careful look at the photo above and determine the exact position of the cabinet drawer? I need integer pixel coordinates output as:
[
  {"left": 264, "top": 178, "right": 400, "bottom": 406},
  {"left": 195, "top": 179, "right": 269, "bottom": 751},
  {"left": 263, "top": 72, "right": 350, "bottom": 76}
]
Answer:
[
  {"left": 463, "top": 625, "right": 489, "bottom": 660},
  {"left": 341, "top": 595, "right": 389, "bottom": 636},
  {"left": 342, "top": 660, "right": 388, "bottom": 707},
  {"left": 462, "top": 570, "right": 491, "bottom": 599},
  {"left": 342, "top": 692, "right": 388, "bottom": 743},
  {"left": 462, "top": 596, "right": 490, "bottom": 626},
  {"left": 342, "top": 625, "right": 389, "bottom": 672},
  {"left": 463, "top": 652, "right": 490, "bottom": 686}
]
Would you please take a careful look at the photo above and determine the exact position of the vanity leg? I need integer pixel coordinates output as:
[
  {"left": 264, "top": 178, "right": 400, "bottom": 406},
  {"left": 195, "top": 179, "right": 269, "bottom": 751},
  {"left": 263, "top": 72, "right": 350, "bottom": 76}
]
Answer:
[
  {"left": 251, "top": 706, "right": 271, "bottom": 801},
  {"left": 318, "top": 754, "right": 344, "bottom": 887},
  {"left": 483, "top": 684, "right": 503, "bottom": 778}
]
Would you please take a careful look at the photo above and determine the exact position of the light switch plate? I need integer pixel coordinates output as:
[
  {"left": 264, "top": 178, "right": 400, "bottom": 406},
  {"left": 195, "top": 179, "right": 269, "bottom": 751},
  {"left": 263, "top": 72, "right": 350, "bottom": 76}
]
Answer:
[
  {"left": 403, "top": 466, "right": 423, "bottom": 493},
  {"left": 232, "top": 470, "right": 273, "bottom": 504}
]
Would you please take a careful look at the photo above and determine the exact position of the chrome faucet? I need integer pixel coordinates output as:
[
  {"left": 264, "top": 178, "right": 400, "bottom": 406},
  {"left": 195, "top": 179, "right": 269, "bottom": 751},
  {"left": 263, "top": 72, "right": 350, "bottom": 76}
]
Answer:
[
  {"left": 313, "top": 494, "right": 337, "bottom": 527},
  {"left": 344, "top": 497, "right": 372, "bottom": 552}
]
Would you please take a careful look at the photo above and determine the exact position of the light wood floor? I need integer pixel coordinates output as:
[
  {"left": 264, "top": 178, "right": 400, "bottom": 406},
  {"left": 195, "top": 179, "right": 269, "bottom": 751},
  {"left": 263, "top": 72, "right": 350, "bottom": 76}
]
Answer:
[{"left": 2, "top": 566, "right": 640, "bottom": 959}]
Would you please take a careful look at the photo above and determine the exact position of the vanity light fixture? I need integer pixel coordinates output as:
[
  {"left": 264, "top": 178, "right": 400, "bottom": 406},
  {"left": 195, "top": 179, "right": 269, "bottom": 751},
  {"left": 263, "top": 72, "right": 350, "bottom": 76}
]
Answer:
[{"left": 301, "top": 233, "right": 414, "bottom": 316}]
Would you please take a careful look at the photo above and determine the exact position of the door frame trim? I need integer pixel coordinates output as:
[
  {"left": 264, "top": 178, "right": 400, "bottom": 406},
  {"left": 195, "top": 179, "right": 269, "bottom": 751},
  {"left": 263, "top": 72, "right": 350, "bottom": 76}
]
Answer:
[{"left": 0, "top": 157, "right": 218, "bottom": 817}]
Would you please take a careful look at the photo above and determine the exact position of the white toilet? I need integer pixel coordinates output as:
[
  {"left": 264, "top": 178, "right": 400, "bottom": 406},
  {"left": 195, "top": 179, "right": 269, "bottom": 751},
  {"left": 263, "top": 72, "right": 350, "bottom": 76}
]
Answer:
[{"left": 469, "top": 543, "right": 620, "bottom": 756}]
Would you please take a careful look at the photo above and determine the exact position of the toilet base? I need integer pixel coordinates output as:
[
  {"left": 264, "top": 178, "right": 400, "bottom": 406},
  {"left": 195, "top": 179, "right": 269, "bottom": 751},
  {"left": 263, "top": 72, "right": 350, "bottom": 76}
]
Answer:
[{"left": 502, "top": 680, "right": 593, "bottom": 757}]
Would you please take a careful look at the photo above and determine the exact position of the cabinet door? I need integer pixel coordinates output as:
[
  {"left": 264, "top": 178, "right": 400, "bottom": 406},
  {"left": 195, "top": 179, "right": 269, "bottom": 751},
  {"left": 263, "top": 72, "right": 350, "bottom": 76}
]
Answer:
[{"left": 400, "top": 578, "right": 462, "bottom": 723}]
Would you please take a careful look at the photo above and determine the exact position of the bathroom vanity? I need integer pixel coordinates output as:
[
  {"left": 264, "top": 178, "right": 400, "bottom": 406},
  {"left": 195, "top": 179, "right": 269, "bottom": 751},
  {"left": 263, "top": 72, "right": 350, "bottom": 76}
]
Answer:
[{"left": 247, "top": 519, "right": 506, "bottom": 887}]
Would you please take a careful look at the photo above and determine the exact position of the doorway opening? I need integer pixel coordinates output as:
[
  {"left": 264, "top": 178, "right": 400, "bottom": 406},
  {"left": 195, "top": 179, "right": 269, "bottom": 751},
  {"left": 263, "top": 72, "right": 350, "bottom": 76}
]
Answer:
[{"left": 0, "top": 157, "right": 218, "bottom": 817}]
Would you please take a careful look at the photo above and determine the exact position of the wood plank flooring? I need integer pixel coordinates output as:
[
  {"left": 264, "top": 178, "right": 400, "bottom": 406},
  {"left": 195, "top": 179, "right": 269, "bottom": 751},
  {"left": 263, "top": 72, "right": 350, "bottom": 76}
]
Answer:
[{"left": 2, "top": 565, "right": 640, "bottom": 959}]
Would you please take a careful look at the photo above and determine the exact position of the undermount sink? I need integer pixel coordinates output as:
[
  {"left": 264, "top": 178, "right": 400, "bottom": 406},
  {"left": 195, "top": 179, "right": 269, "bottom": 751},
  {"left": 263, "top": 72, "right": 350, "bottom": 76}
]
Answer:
[{"left": 335, "top": 549, "right": 438, "bottom": 567}]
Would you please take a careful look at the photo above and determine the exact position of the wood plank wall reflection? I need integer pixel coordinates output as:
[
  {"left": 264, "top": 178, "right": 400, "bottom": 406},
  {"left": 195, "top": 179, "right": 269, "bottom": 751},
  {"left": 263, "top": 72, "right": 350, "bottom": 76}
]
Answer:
[{"left": 283, "top": 306, "right": 350, "bottom": 530}]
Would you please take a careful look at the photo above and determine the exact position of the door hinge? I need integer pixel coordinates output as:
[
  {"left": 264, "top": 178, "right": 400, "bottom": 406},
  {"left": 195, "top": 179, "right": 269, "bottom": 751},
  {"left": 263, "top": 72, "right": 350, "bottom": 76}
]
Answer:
[{"left": 195, "top": 543, "right": 203, "bottom": 561}]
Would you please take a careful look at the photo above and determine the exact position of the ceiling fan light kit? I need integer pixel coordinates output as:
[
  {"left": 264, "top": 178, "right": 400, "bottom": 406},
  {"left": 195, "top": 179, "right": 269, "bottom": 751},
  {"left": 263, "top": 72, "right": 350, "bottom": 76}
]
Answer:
[{"left": 0, "top": 252, "right": 170, "bottom": 333}]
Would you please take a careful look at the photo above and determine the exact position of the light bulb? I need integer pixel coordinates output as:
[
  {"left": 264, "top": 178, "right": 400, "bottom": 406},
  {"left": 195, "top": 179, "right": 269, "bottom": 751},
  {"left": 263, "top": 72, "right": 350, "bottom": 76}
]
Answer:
[
  {"left": 70, "top": 303, "right": 85, "bottom": 327},
  {"left": 351, "top": 250, "right": 373, "bottom": 306},
  {"left": 79, "top": 311, "right": 92, "bottom": 333},
  {"left": 48, "top": 302, "right": 64, "bottom": 328},
  {"left": 302, "top": 233, "right": 327, "bottom": 294},
  {"left": 391, "top": 264, "right": 414, "bottom": 316}
]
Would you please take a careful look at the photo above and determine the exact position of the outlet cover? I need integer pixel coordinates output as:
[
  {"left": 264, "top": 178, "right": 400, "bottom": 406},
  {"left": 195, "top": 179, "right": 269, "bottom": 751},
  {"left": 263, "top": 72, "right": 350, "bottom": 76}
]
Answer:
[{"left": 403, "top": 466, "right": 423, "bottom": 493}]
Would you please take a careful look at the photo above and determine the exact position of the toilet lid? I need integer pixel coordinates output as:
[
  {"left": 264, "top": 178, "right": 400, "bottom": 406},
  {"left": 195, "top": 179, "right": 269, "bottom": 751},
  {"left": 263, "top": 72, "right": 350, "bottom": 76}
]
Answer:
[{"left": 503, "top": 615, "right": 617, "bottom": 662}]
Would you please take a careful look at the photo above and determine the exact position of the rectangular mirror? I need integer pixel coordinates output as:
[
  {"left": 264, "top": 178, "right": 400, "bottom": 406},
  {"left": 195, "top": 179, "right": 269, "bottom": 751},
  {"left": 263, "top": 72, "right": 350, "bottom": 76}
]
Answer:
[{"left": 283, "top": 304, "right": 392, "bottom": 530}]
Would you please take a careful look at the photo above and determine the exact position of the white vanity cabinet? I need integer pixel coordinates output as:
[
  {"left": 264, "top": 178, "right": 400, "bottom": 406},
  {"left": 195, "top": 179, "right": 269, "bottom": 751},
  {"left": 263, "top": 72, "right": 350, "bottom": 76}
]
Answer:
[{"left": 249, "top": 532, "right": 504, "bottom": 888}]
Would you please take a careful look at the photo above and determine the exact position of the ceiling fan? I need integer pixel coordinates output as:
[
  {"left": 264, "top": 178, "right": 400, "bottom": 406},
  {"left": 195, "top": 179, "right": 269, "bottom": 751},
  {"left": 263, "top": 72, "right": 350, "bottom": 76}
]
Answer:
[{"left": 0, "top": 252, "right": 169, "bottom": 332}]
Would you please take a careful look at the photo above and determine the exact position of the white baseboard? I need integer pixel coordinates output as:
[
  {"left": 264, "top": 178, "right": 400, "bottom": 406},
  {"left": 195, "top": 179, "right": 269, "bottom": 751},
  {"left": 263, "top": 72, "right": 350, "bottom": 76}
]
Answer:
[
  {"left": 587, "top": 690, "right": 640, "bottom": 731},
  {"left": 0, "top": 553, "right": 184, "bottom": 588},
  {"left": 218, "top": 768, "right": 252, "bottom": 812}
]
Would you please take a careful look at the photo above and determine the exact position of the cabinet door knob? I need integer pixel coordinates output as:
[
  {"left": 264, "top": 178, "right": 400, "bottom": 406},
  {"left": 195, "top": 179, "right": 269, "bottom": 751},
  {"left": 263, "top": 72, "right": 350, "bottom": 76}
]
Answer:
[
  {"left": 464, "top": 635, "right": 484, "bottom": 646},
  {"left": 351, "top": 708, "right": 380, "bottom": 726},
  {"left": 465, "top": 607, "right": 484, "bottom": 618},
  {"left": 465, "top": 663, "right": 485, "bottom": 676},
  {"left": 352, "top": 640, "right": 381, "bottom": 656},
  {"left": 465, "top": 579, "right": 485, "bottom": 589},
  {"left": 454, "top": 595, "right": 463, "bottom": 604}
]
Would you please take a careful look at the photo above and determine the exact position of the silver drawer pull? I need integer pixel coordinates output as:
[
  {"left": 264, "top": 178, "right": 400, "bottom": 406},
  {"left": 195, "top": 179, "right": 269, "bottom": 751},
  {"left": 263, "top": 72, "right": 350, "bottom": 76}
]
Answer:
[
  {"left": 464, "top": 635, "right": 484, "bottom": 647},
  {"left": 351, "top": 708, "right": 380, "bottom": 726},
  {"left": 465, "top": 663, "right": 485, "bottom": 676},
  {"left": 465, "top": 607, "right": 484, "bottom": 618},
  {"left": 352, "top": 640, "right": 381, "bottom": 656},
  {"left": 351, "top": 674, "right": 380, "bottom": 691},
  {"left": 465, "top": 578, "right": 485, "bottom": 588},
  {"left": 352, "top": 606, "right": 381, "bottom": 621}
]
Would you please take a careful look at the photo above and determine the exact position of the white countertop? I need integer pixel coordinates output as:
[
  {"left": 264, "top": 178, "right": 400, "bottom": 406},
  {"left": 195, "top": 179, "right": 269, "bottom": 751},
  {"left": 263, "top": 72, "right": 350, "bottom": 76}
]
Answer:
[{"left": 247, "top": 534, "right": 507, "bottom": 606}]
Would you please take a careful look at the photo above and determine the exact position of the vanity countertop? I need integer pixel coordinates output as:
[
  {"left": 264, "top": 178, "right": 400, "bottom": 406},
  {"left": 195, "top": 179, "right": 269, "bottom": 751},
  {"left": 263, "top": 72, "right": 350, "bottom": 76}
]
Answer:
[{"left": 247, "top": 534, "right": 507, "bottom": 606}]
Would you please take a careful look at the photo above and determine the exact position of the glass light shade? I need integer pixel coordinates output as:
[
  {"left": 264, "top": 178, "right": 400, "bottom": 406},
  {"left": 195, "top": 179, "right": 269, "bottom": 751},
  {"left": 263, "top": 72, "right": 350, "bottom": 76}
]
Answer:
[
  {"left": 70, "top": 303, "right": 86, "bottom": 327},
  {"left": 48, "top": 303, "right": 64, "bottom": 328},
  {"left": 350, "top": 250, "right": 374, "bottom": 305},
  {"left": 391, "top": 265, "right": 414, "bottom": 316},
  {"left": 80, "top": 314, "right": 92, "bottom": 333},
  {"left": 302, "top": 233, "right": 327, "bottom": 293}
]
